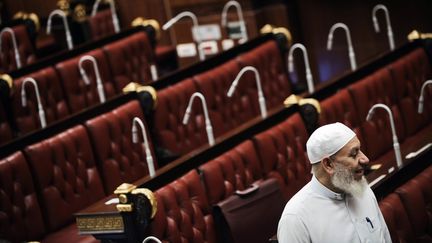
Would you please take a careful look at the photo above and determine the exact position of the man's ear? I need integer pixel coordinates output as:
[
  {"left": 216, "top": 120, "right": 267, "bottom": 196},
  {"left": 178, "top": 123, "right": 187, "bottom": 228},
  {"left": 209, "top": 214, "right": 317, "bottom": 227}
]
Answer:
[{"left": 321, "top": 157, "right": 334, "bottom": 174}]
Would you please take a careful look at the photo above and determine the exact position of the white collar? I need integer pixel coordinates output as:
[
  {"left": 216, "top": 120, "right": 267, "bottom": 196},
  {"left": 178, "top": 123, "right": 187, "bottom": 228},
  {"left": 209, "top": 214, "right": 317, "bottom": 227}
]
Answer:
[{"left": 310, "top": 175, "right": 345, "bottom": 201}]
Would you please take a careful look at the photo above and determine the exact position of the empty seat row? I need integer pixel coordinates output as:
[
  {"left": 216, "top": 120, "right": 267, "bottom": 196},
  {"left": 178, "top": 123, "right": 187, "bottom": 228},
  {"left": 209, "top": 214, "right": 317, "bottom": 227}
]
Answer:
[
  {"left": 153, "top": 39, "right": 292, "bottom": 156},
  {"left": 0, "top": 24, "right": 36, "bottom": 73},
  {"left": 379, "top": 165, "right": 432, "bottom": 243},
  {"left": 0, "top": 30, "right": 155, "bottom": 144},
  {"left": 0, "top": 99, "right": 157, "bottom": 242},
  {"left": 319, "top": 47, "right": 432, "bottom": 165},
  {"left": 146, "top": 111, "right": 309, "bottom": 243}
]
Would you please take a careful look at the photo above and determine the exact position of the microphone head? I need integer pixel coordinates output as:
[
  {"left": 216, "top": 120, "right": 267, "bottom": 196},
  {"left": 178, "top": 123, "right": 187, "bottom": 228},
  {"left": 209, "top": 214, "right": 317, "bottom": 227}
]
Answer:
[
  {"left": 182, "top": 110, "right": 191, "bottom": 125},
  {"left": 373, "top": 18, "right": 380, "bottom": 32},
  {"left": 326, "top": 37, "right": 333, "bottom": 50},
  {"left": 79, "top": 68, "right": 91, "bottom": 85},
  {"left": 21, "top": 89, "right": 27, "bottom": 107},
  {"left": 132, "top": 124, "right": 139, "bottom": 143},
  {"left": 288, "top": 56, "right": 294, "bottom": 72},
  {"left": 366, "top": 110, "right": 374, "bottom": 121},
  {"left": 418, "top": 98, "right": 424, "bottom": 114},
  {"left": 227, "top": 85, "right": 236, "bottom": 97}
]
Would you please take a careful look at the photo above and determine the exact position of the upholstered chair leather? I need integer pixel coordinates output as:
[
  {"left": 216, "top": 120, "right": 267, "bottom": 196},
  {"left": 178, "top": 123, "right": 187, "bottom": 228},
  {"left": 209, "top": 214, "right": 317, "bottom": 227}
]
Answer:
[
  {"left": 88, "top": 9, "right": 116, "bottom": 40},
  {"left": 252, "top": 113, "right": 310, "bottom": 199},
  {"left": 396, "top": 178, "right": 432, "bottom": 242},
  {"left": 55, "top": 49, "right": 117, "bottom": 113},
  {"left": 199, "top": 140, "right": 263, "bottom": 205},
  {"left": 348, "top": 68, "right": 405, "bottom": 161},
  {"left": 12, "top": 67, "right": 70, "bottom": 135},
  {"left": 85, "top": 100, "right": 157, "bottom": 193},
  {"left": 390, "top": 48, "right": 432, "bottom": 136},
  {"left": 103, "top": 32, "right": 155, "bottom": 89},
  {"left": 237, "top": 40, "right": 292, "bottom": 110},
  {"left": 0, "top": 151, "right": 46, "bottom": 242},
  {"left": 379, "top": 193, "right": 416, "bottom": 243},
  {"left": 23, "top": 125, "right": 105, "bottom": 232},
  {"left": 149, "top": 170, "right": 217, "bottom": 243},
  {"left": 0, "top": 25, "right": 36, "bottom": 73},
  {"left": 0, "top": 99, "right": 13, "bottom": 145},
  {"left": 193, "top": 59, "right": 257, "bottom": 135},
  {"left": 153, "top": 78, "right": 208, "bottom": 156}
]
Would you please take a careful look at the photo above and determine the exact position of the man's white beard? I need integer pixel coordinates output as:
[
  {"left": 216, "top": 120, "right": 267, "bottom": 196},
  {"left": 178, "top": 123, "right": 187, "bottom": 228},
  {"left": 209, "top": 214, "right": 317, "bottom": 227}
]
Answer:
[{"left": 331, "top": 162, "right": 368, "bottom": 198}]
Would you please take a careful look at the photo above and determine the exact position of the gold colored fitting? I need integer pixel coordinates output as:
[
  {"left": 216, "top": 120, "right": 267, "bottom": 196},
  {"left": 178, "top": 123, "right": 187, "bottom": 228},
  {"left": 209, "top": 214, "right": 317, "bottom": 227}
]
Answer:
[
  {"left": 28, "top": 13, "right": 41, "bottom": 32},
  {"left": 116, "top": 204, "right": 133, "bottom": 212},
  {"left": 122, "top": 82, "right": 158, "bottom": 109},
  {"left": 0, "top": 74, "right": 13, "bottom": 89},
  {"left": 132, "top": 188, "right": 157, "bottom": 219},
  {"left": 118, "top": 194, "right": 128, "bottom": 204},
  {"left": 132, "top": 17, "right": 161, "bottom": 40},
  {"left": 114, "top": 183, "right": 137, "bottom": 194},
  {"left": 283, "top": 94, "right": 301, "bottom": 108},
  {"left": 283, "top": 95, "right": 321, "bottom": 113},
  {"left": 407, "top": 30, "right": 432, "bottom": 41},
  {"left": 57, "top": 0, "right": 70, "bottom": 15},
  {"left": 73, "top": 4, "right": 87, "bottom": 22},
  {"left": 13, "top": 12, "right": 40, "bottom": 32},
  {"left": 260, "top": 24, "right": 293, "bottom": 47},
  {"left": 299, "top": 98, "right": 321, "bottom": 114}
]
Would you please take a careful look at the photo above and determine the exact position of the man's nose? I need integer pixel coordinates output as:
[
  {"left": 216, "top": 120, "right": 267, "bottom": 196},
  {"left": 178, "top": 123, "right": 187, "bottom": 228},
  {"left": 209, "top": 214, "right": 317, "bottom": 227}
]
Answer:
[{"left": 359, "top": 150, "right": 369, "bottom": 165}]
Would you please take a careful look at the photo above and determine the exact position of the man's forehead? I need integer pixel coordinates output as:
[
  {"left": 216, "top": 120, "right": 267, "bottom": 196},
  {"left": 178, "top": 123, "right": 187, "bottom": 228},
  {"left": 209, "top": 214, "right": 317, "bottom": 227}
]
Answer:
[{"left": 338, "top": 137, "right": 360, "bottom": 153}]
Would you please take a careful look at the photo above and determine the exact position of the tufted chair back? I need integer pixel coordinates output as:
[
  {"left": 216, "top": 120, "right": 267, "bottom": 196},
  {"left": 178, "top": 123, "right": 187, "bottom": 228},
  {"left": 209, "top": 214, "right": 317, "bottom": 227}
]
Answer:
[
  {"left": 153, "top": 78, "right": 209, "bottom": 156},
  {"left": 194, "top": 59, "right": 258, "bottom": 134},
  {"left": 11, "top": 67, "right": 70, "bottom": 136},
  {"left": 252, "top": 113, "right": 310, "bottom": 200},
  {"left": 88, "top": 9, "right": 116, "bottom": 40},
  {"left": 237, "top": 40, "right": 292, "bottom": 110},
  {"left": 149, "top": 170, "right": 217, "bottom": 243},
  {"left": 0, "top": 151, "right": 46, "bottom": 242},
  {"left": 85, "top": 100, "right": 157, "bottom": 193},
  {"left": 0, "top": 25, "right": 36, "bottom": 73},
  {"left": 23, "top": 125, "right": 105, "bottom": 232},
  {"left": 199, "top": 140, "right": 263, "bottom": 205},
  {"left": 55, "top": 49, "right": 117, "bottom": 113},
  {"left": 395, "top": 177, "right": 432, "bottom": 242},
  {"left": 0, "top": 97, "right": 13, "bottom": 145},
  {"left": 348, "top": 68, "right": 405, "bottom": 161},
  {"left": 319, "top": 88, "right": 365, "bottom": 152},
  {"left": 103, "top": 32, "right": 155, "bottom": 89},
  {"left": 379, "top": 193, "right": 416, "bottom": 243},
  {"left": 390, "top": 48, "right": 432, "bottom": 136}
]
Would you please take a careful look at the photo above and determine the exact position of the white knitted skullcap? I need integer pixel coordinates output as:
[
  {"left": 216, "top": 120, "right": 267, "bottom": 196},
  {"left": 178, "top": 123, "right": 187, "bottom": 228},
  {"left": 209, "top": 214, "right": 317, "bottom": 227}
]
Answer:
[{"left": 306, "top": 122, "right": 356, "bottom": 164}]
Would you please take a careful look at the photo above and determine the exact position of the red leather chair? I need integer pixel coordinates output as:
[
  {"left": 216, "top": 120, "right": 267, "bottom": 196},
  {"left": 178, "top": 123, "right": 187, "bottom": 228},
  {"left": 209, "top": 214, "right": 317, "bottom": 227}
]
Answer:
[
  {"left": 0, "top": 151, "right": 46, "bottom": 242},
  {"left": 237, "top": 40, "right": 292, "bottom": 110},
  {"left": 348, "top": 68, "right": 406, "bottom": 162},
  {"left": 0, "top": 98, "right": 13, "bottom": 145},
  {"left": 379, "top": 193, "right": 416, "bottom": 243},
  {"left": 153, "top": 78, "right": 208, "bottom": 156},
  {"left": 55, "top": 49, "right": 118, "bottom": 113},
  {"left": 103, "top": 32, "right": 155, "bottom": 89},
  {"left": 85, "top": 100, "right": 157, "bottom": 193},
  {"left": 148, "top": 170, "right": 217, "bottom": 243},
  {"left": 252, "top": 113, "right": 310, "bottom": 200},
  {"left": 0, "top": 25, "right": 36, "bottom": 73},
  {"left": 11, "top": 67, "right": 70, "bottom": 136},
  {"left": 390, "top": 48, "right": 432, "bottom": 136},
  {"left": 319, "top": 88, "right": 365, "bottom": 151},
  {"left": 396, "top": 178, "right": 432, "bottom": 242},
  {"left": 194, "top": 59, "right": 259, "bottom": 135},
  {"left": 199, "top": 140, "right": 263, "bottom": 205},
  {"left": 23, "top": 124, "right": 104, "bottom": 243},
  {"left": 88, "top": 9, "right": 116, "bottom": 40}
]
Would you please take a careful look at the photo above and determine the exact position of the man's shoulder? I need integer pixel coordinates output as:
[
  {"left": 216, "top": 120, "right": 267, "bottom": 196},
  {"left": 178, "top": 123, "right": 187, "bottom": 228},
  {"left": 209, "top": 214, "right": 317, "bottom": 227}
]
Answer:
[{"left": 282, "top": 185, "right": 314, "bottom": 214}]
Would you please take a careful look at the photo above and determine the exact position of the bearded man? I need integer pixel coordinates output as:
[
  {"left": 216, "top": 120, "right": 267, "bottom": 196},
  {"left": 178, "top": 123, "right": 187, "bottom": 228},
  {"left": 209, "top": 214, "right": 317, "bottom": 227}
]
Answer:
[{"left": 277, "top": 122, "right": 392, "bottom": 243}]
